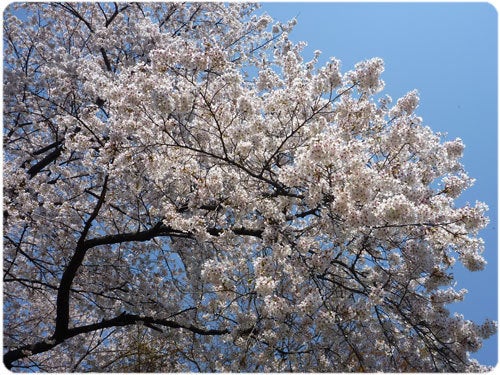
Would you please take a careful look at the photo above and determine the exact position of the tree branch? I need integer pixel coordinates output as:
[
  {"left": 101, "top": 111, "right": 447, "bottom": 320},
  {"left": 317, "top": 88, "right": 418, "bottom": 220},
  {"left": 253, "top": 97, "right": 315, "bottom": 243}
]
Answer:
[
  {"left": 69, "top": 312, "right": 230, "bottom": 337},
  {"left": 207, "top": 226, "right": 263, "bottom": 238},
  {"left": 27, "top": 146, "right": 62, "bottom": 178},
  {"left": 54, "top": 176, "right": 109, "bottom": 340},
  {"left": 4, "top": 312, "right": 230, "bottom": 369},
  {"left": 83, "top": 221, "right": 191, "bottom": 250},
  {"left": 100, "top": 47, "right": 113, "bottom": 72}
]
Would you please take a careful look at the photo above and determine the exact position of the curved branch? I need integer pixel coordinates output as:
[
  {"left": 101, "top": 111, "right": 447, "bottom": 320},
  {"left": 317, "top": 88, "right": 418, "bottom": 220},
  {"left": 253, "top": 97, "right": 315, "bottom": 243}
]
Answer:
[
  {"left": 207, "top": 226, "right": 263, "bottom": 238},
  {"left": 27, "top": 146, "right": 62, "bottom": 178},
  {"left": 83, "top": 221, "right": 191, "bottom": 249},
  {"left": 4, "top": 312, "right": 230, "bottom": 370},
  {"left": 100, "top": 47, "right": 113, "bottom": 72},
  {"left": 53, "top": 3, "right": 94, "bottom": 33},
  {"left": 69, "top": 312, "right": 230, "bottom": 337},
  {"left": 55, "top": 176, "right": 109, "bottom": 340},
  {"left": 4, "top": 340, "right": 58, "bottom": 370}
]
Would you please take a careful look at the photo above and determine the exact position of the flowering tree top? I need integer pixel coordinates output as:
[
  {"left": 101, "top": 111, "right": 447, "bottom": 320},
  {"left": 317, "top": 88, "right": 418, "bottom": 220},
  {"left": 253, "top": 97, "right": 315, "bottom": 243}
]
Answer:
[{"left": 3, "top": 2, "right": 496, "bottom": 372}]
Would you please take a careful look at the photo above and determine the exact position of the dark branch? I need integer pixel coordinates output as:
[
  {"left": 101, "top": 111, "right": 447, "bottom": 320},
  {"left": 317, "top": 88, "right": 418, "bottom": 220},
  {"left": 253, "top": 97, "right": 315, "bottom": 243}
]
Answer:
[
  {"left": 53, "top": 3, "right": 94, "bottom": 33},
  {"left": 85, "top": 222, "right": 263, "bottom": 247},
  {"left": 27, "top": 146, "right": 62, "bottom": 178},
  {"left": 32, "top": 140, "right": 63, "bottom": 156},
  {"left": 4, "top": 340, "right": 58, "bottom": 370},
  {"left": 4, "top": 312, "right": 229, "bottom": 370},
  {"left": 69, "top": 312, "right": 230, "bottom": 337},
  {"left": 55, "top": 176, "right": 109, "bottom": 340},
  {"left": 100, "top": 47, "right": 113, "bottom": 72},
  {"left": 207, "top": 226, "right": 263, "bottom": 238},
  {"left": 83, "top": 221, "right": 191, "bottom": 250}
]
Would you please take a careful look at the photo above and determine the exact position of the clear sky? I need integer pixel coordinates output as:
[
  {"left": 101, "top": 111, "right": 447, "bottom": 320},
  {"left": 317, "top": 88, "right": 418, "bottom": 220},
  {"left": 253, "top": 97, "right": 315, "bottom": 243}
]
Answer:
[{"left": 260, "top": 1, "right": 498, "bottom": 366}]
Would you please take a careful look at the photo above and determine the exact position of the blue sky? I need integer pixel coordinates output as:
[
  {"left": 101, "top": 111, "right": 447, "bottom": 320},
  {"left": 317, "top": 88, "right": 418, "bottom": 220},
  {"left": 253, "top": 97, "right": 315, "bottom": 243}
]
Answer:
[{"left": 260, "top": 2, "right": 498, "bottom": 366}]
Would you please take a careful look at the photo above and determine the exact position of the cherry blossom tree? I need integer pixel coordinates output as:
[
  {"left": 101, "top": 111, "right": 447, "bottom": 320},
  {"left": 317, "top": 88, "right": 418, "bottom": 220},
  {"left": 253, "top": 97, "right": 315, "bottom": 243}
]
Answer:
[{"left": 3, "top": 2, "right": 496, "bottom": 372}]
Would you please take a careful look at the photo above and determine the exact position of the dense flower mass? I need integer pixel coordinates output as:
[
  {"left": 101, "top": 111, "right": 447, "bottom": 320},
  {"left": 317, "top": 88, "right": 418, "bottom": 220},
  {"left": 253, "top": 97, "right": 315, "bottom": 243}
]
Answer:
[{"left": 3, "top": 2, "right": 495, "bottom": 372}]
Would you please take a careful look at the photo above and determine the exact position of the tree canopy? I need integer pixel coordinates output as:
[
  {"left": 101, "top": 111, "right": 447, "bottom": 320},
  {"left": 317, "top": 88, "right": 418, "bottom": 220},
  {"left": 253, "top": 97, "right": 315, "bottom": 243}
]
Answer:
[{"left": 3, "top": 2, "right": 496, "bottom": 372}]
